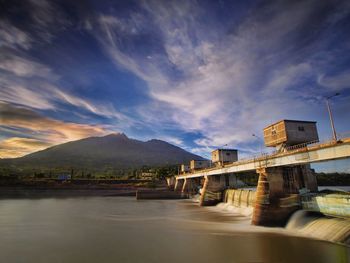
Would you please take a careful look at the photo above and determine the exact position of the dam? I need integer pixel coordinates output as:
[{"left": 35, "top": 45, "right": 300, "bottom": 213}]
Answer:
[{"left": 167, "top": 120, "right": 350, "bottom": 245}]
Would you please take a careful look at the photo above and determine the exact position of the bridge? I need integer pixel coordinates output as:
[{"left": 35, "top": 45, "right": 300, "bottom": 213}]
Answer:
[
  {"left": 176, "top": 138, "right": 350, "bottom": 179},
  {"left": 172, "top": 137, "right": 350, "bottom": 226}
]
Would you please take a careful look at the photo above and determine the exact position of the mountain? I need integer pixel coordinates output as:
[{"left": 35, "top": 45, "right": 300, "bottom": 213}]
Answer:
[{"left": 0, "top": 133, "right": 204, "bottom": 171}]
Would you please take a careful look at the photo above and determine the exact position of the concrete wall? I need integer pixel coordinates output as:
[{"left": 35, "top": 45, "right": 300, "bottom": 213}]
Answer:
[
  {"left": 285, "top": 121, "right": 319, "bottom": 145},
  {"left": 264, "top": 120, "right": 287, "bottom": 147},
  {"left": 224, "top": 189, "right": 256, "bottom": 207}
]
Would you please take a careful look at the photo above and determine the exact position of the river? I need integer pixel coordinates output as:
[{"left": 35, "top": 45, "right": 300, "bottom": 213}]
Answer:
[{"left": 0, "top": 196, "right": 349, "bottom": 263}]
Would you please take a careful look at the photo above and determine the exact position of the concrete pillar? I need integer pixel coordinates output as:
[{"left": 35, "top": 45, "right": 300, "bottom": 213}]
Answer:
[
  {"left": 199, "top": 175, "right": 226, "bottom": 206},
  {"left": 300, "top": 164, "right": 318, "bottom": 192},
  {"left": 166, "top": 177, "right": 176, "bottom": 190},
  {"left": 199, "top": 176, "right": 209, "bottom": 206},
  {"left": 174, "top": 179, "right": 184, "bottom": 192},
  {"left": 252, "top": 168, "right": 273, "bottom": 226},
  {"left": 181, "top": 178, "right": 188, "bottom": 193},
  {"left": 252, "top": 165, "right": 316, "bottom": 226}
]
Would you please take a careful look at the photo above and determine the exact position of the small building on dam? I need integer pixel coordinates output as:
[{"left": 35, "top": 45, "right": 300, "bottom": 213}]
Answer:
[
  {"left": 211, "top": 149, "right": 238, "bottom": 165},
  {"left": 263, "top": 119, "right": 319, "bottom": 151}
]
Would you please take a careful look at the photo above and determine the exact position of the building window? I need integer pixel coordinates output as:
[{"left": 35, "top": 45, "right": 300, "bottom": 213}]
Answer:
[
  {"left": 226, "top": 153, "right": 230, "bottom": 156},
  {"left": 271, "top": 127, "right": 277, "bottom": 135},
  {"left": 298, "top": 126, "right": 305, "bottom": 131}
]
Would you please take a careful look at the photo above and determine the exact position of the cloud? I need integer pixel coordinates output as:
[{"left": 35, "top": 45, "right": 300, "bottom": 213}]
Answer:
[
  {"left": 0, "top": 59, "right": 132, "bottom": 125},
  {"left": 1, "top": 0, "right": 71, "bottom": 50},
  {"left": 0, "top": 20, "right": 32, "bottom": 50},
  {"left": 0, "top": 14, "right": 135, "bottom": 139},
  {"left": 1, "top": 0, "right": 349, "bottom": 160},
  {"left": 96, "top": 14, "right": 169, "bottom": 85},
  {"left": 157, "top": 136, "right": 184, "bottom": 147},
  {"left": 0, "top": 54, "right": 55, "bottom": 78},
  {"left": 318, "top": 70, "right": 350, "bottom": 91},
  {"left": 92, "top": 0, "right": 350, "bottom": 151},
  {"left": 0, "top": 102, "right": 110, "bottom": 157},
  {"left": 0, "top": 137, "right": 52, "bottom": 158}
]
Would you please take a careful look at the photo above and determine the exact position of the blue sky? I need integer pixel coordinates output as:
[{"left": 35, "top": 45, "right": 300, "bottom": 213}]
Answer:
[{"left": 0, "top": 0, "right": 350, "bottom": 172}]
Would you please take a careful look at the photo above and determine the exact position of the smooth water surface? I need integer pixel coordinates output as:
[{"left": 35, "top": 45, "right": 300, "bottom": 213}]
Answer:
[{"left": 0, "top": 197, "right": 349, "bottom": 263}]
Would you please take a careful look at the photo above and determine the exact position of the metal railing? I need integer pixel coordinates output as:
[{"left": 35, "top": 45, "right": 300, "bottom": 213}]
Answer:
[{"left": 284, "top": 140, "right": 319, "bottom": 151}]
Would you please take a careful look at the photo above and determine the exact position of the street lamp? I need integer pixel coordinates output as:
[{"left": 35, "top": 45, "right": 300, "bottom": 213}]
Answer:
[
  {"left": 252, "top": 134, "right": 263, "bottom": 156},
  {"left": 325, "top": 93, "right": 340, "bottom": 142},
  {"left": 221, "top": 144, "right": 228, "bottom": 167}
]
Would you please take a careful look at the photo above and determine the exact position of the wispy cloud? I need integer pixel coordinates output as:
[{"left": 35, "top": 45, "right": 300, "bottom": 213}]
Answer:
[
  {"left": 0, "top": 54, "right": 55, "bottom": 78},
  {"left": 0, "top": 53, "right": 132, "bottom": 125},
  {"left": 0, "top": 20, "right": 32, "bottom": 50},
  {"left": 318, "top": 70, "right": 350, "bottom": 91}
]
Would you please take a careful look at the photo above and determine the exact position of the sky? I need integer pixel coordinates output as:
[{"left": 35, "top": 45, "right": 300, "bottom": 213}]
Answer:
[{"left": 0, "top": 0, "right": 350, "bottom": 171}]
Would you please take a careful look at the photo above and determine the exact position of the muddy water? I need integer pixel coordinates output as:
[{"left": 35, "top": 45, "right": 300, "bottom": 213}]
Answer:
[{"left": 0, "top": 197, "right": 349, "bottom": 263}]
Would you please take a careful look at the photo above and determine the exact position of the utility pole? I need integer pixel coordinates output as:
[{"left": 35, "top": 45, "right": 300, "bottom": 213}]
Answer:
[
  {"left": 221, "top": 144, "right": 228, "bottom": 167},
  {"left": 326, "top": 93, "right": 339, "bottom": 142},
  {"left": 252, "top": 134, "right": 263, "bottom": 155},
  {"left": 252, "top": 134, "right": 264, "bottom": 168}
]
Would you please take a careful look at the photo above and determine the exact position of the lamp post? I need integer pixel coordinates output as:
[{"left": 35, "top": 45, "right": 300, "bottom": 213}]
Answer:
[
  {"left": 221, "top": 144, "right": 228, "bottom": 167},
  {"left": 252, "top": 134, "right": 263, "bottom": 156},
  {"left": 325, "top": 93, "right": 339, "bottom": 142}
]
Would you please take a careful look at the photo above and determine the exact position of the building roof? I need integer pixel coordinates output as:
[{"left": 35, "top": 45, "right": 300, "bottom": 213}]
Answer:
[
  {"left": 264, "top": 119, "right": 317, "bottom": 129},
  {"left": 212, "top": 148, "right": 237, "bottom": 152}
]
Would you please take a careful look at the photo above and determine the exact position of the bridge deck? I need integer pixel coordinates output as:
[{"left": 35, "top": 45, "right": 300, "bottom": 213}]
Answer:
[{"left": 176, "top": 138, "right": 350, "bottom": 179}]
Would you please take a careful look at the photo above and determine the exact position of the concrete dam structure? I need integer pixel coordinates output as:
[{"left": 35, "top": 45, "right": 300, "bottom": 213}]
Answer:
[{"left": 172, "top": 120, "right": 350, "bottom": 230}]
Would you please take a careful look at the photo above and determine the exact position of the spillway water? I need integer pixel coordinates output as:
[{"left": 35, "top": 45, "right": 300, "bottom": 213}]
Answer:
[
  {"left": 220, "top": 188, "right": 350, "bottom": 245},
  {"left": 0, "top": 196, "right": 349, "bottom": 263},
  {"left": 286, "top": 210, "right": 350, "bottom": 245}
]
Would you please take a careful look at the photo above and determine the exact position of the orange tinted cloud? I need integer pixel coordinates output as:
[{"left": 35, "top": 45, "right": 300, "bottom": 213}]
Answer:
[
  {"left": 0, "top": 102, "right": 111, "bottom": 158},
  {"left": 0, "top": 137, "right": 52, "bottom": 158}
]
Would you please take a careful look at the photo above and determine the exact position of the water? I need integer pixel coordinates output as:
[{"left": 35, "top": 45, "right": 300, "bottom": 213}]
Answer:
[
  {"left": 0, "top": 197, "right": 349, "bottom": 263},
  {"left": 319, "top": 186, "right": 350, "bottom": 192}
]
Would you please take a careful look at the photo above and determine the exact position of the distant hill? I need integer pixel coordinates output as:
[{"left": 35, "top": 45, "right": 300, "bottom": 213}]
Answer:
[{"left": 0, "top": 133, "right": 204, "bottom": 172}]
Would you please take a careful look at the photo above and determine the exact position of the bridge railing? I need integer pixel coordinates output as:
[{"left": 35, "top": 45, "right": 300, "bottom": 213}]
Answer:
[{"left": 283, "top": 140, "right": 320, "bottom": 152}]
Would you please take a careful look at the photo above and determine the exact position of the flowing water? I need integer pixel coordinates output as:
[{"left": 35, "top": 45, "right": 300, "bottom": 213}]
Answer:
[{"left": 0, "top": 196, "right": 349, "bottom": 263}]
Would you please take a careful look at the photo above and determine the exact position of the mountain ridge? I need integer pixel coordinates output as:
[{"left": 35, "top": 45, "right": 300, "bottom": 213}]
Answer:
[{"left": 0, "top": 134, "right": 205, "bottom": 171}]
